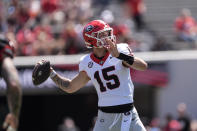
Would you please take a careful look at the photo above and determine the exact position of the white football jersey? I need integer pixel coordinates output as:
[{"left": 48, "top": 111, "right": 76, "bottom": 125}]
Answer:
[{"left": 79, "top": 43, "right": 134, "bottom": 107}]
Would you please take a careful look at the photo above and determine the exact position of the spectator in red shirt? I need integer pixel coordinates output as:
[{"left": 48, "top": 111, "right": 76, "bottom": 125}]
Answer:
[
  {"left": 41, "top": 0, "right": 59, "bottom": 13},
  {"left": 126, "top": 0, "right": 147, "bottom": 31},
  {"left": 163, "top": 114, "right": 181, "bottom": 131},
  {"left": 174, "top": 8, "right": 197, "bottom": 43}
]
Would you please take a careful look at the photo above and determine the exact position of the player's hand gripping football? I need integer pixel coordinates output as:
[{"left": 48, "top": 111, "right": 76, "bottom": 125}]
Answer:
[
  {"left": 105, "top": 38, "right": 120, "bottom": 57},
  {"left": 32, "top": 59, "right": 51, "bottom": 85},
  {"left": 2, "top": 113, "right": 18, "bottom": 131}
]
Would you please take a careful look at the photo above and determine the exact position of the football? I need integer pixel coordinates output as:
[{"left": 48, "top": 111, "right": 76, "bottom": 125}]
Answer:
[{"left": 32, "top": 60, "right": 51, "bottom": 85}]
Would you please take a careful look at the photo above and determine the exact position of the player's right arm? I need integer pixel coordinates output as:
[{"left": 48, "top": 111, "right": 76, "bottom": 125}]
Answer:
[
  {"left": 50, "top": 69, "right": 90, "bottom": 93},
  {"left": 1, "top": 57, "right": 22, "bottom": 131}
]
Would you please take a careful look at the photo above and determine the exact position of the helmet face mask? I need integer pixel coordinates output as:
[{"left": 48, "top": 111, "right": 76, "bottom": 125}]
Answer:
[{"left": 83, "top": 20, "right": 116, "bottom": 48}]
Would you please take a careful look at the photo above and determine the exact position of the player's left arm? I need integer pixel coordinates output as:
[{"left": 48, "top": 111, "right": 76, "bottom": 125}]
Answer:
[{"left": 106, "top": 38, "right": 148, "bottom": 71}]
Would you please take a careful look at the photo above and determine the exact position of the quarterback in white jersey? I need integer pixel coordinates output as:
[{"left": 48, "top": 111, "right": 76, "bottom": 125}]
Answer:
[
  {"left": 49, "top": 20, "right": 148, "bottom": 131},
  {"left": 79, "top": 43, "right": 134, "bottom": 107}
]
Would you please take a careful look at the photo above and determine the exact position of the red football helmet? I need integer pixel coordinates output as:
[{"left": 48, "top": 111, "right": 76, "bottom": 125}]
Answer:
[{"left": 83, "top": 20, "right": 115, "bottom": 48}]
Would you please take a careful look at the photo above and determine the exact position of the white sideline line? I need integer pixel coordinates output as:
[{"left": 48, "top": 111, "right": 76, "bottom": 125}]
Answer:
[
  {"left": 135, "top": 50, "right": 197, "bottom": 62},
  {"left": 13, "top": 50, "right": 197, "bottom": 66}
]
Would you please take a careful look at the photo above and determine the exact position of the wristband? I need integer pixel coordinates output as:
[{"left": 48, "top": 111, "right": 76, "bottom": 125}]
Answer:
[
  {"left": 117, "top": 53, "right": 134, "bottom": 65},
  {"left": 50, "top": 69, "right": 57, "bottom": 78}
]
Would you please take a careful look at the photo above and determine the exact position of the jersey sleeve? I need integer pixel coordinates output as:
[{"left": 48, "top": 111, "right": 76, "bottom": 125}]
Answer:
[
  {"left": 78, "top": 55, "right": 87, "bottom": 72},
  {"left": 117, "top": 43, "right": 134, "bottom": 56},
  {"left": 0, "top": 39, "right": 14, "bottom": 62}
]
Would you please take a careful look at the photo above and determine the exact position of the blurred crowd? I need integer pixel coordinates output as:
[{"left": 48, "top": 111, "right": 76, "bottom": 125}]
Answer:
[
  {"left": 0, "top": 0, "right": 171, "bottom": 56},
  {"left": 1, "top": 0, "right": 196, "bottom": 56},
  {"left": 58, "top": 103, "right": 197, "bottom": 131},
  {"left": 145, "top": 103, "right": 196, "bottom": 131},
  {"left": 0, "top": 0, "right": 93, "bottom": 56}
]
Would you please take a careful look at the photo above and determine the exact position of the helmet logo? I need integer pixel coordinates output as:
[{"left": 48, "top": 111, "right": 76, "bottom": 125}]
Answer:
[{"left": 85, "top": 25, "right": 94, "bottom": 32}]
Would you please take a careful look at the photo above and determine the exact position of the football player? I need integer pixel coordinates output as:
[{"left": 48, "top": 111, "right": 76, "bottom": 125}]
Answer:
[
  {"left": 49, "top": 20, "right": 147, "bottom": 131},
  {"left": 0, "top": 35, "right": 22, "bottom": 131}
]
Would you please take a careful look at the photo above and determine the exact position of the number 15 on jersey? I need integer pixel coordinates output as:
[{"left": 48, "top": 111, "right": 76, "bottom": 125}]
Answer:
[{"left": 94, "top": 66, "right": 120, "bottom": 92}]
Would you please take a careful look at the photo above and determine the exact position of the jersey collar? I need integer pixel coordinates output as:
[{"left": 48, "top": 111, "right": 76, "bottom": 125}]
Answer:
[{"left": 90, "top": 52, "right": 110, "bottom": 66}]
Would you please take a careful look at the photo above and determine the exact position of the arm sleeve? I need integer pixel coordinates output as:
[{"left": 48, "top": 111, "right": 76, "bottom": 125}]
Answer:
[
  {"left": 118, "top": 44, "right": 134, "bottom": 56},
  {"left": 78, "top": 56, "right": 86, "bottom": 72},
  {"left": 0, "top": 41, "right": 14, "bottom": 62},
  {"left": 79, "top": 62, "right": 85, "bottom": 72}
]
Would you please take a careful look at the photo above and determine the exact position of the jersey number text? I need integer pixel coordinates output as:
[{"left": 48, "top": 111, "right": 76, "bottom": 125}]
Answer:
[{"left": 94, "top": 66, "right": 120, "bottom": 92}]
